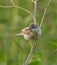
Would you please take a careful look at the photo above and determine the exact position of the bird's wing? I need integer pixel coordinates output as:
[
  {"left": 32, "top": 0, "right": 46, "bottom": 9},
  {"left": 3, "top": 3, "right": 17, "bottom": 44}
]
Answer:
[{"left": 21, "top": 27, "right": 31, "bottom": 35}]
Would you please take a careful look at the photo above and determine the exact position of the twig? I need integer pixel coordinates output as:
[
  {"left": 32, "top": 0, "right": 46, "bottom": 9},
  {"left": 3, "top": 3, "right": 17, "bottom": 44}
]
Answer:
[
  {"left": 23, "top": 39, "right": 37, "bottom": 65},
  {"left": 34, "top": 0, "right": 37, "bottom": 24},
  {"left": 31, "top": 0, "right": 37, "bottom": 24},
  {"left": 40, "top": 0, "right": 52, "bottom": 28},
  {"left": 0, "top": 0, "right": 36, "bottom": 23},
  {"left": 11, "top": 37, "right": 23, "bottom": 50},
  {"left": 7, "top": 34, "right": 23, "bottom": 50},
  {"left": 0, "top": 5, "right": 14, "bottom": 8},
  {"left": 10, "top": 0, "right": 36, "bottom": 24}
]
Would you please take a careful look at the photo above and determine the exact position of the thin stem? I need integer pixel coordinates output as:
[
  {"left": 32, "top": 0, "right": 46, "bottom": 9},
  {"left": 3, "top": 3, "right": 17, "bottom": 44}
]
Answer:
[
  {"left": 8, "top": 34, "right": 23, "bottom": 50},
  {"left": 23, "top": 39, "right": 37, "bottom": 65},
  {"left": 0, "top": 0, "right": 37, "bottom": 25},
  {"left": 40, "top": 0, "right": 52, "bottom": 28},
  {"left": 10, "top": 0, "right": 36, "bottom": 24},
  {"left": 31, "top": 0, "right": 37, "bottom": 24},
  {"left": 0, "top": 5, "right": 14, "bottom": 8},
  {"left": 34, "top": 0, "right": 37, "bottom": 24}
]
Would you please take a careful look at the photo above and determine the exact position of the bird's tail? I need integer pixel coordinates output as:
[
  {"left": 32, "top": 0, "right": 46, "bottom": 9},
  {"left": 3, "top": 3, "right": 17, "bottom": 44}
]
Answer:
[{"left": 14, "top": 33, "right": 23, "bottom": 36}]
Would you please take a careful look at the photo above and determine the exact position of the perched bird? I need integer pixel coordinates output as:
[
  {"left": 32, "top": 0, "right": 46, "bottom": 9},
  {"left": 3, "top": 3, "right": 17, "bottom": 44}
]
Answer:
[{"left": 15, "top": 23, "right": 41, "bottom": 40}]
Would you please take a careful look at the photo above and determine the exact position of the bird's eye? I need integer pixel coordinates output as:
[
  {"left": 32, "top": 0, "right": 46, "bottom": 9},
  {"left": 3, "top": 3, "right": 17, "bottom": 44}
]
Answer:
[{"left": 31, "top": 24, "right": 37, "bottom": 29}]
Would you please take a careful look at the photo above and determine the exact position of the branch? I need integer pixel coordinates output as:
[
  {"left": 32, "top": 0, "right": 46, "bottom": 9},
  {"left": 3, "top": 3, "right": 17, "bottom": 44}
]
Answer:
[
  {"left": 10, "top": 0, "right": 36, "bottom": 24},
  {"left": 11, "top": 37, "right": 23, "bottom": 50},
  {"left": 40, "top": 0, "right": 52, "bottom": 28},
  {"left": 0, "top": 5, "right": 14, "bottom": 8},
  {"left": 23, "top": 39, "right": 37, "bottom": 65},
  {"left": 0, "top": 0, "right": 36, "bottom": 23},
  {"left": 7, "top": 34, "right": 23, "bottom": 50},
  {"left": 34, "top": 0, "right": 37, "bottom": 24},
  {"left": 31, "top": 0, "right": 37, "bottom": 24}
]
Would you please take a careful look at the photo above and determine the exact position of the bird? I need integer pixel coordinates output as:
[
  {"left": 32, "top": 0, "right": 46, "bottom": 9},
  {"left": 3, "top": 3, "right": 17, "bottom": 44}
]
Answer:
[{"left": 15, "top": 23, "right": 41, "bottom": 40}]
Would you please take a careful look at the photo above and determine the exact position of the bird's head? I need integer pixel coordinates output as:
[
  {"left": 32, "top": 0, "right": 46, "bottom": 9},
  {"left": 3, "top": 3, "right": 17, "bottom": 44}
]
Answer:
[
  {"left": 29, "top": 23, "right": 38, "bottom": 29},
  {"left": 29, "top": 23, "right": 41, "bottom": 36}
]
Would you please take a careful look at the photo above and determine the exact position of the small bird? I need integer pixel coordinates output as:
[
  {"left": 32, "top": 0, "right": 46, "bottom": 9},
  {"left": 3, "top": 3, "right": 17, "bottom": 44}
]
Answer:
[{"left": 15, "top": 23, "right": 41, "bottom": 40}]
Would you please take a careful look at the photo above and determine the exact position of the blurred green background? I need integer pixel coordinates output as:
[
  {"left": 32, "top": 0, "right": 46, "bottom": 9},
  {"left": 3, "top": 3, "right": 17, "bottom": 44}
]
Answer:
[{"left": 0, "top": 0, "right": 57, "bottom": 65}]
